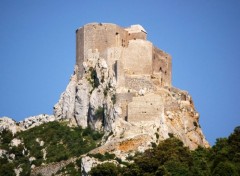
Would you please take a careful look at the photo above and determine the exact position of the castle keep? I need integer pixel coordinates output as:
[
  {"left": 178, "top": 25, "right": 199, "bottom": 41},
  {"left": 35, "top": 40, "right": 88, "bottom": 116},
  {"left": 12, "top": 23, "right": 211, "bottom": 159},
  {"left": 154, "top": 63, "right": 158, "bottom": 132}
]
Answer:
[{"left": 76, "top": 23, "right": 172, "bottom": 88}]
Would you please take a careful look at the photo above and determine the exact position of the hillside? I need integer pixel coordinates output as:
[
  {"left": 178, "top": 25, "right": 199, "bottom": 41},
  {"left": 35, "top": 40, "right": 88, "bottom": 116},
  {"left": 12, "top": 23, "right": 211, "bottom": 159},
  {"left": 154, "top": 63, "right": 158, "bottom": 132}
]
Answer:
[
  {"left": 0, "top": 121, "right": 239, "bottom": 175},
  {"left": 0, "top": 23, "right": 213, "bottom": 175}
]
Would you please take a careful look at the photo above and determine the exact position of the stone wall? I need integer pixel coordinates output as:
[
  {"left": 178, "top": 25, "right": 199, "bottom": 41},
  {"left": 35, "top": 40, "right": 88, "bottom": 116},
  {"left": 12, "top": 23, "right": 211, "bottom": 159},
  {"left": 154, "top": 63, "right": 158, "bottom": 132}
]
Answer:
[
  {"left": 116, "top": 93, "right": 134, "bottom": 119},
  {"left": 114, "top": 60, "right": 125, "bottom": 87},
  {"left": 152, "top": 47, "right": 172, "bottom": 87},
  {"left": 128, "top": 93, "right": 163, "bottom": 123},
  {"left": 76, "top": 27, "right": 85, "bottom": 78},
  {"left": 125, "top": 24, "right": 147, "bottom": 40},
  {"left": 125, "top": 75, "right": 155, "bottom": 91},
  {"left": 76, "top": 23, "right": 128, "bottom": 78},
  {"left": 122, "top": 39, "right": 153, "bottom": 75}
]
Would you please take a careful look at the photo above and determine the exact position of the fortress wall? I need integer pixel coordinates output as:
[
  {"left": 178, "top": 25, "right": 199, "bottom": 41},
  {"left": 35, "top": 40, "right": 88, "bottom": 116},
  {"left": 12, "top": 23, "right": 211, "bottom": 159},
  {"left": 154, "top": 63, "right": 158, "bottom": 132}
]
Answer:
[
  {"left": 83, "top": 23, "right": 128, "bottom": 58},
  {"left": 128, "top": 94, "right": 163, "bottom": 123},
  {"left": 125, "top": 75, "right": 155, "bottom": 91},
  {"left": 127, "top": 32, "right": 146, "bottom": 40},
  {"left": 101, "top": 47, "right": 123, "bottom": 68},
  {"left": 76, "top": 23, "right": 128, "bottom": 79},
  {"left": 116, "top": 93, "right": 134, "bottom": 119},
  {"left": 114, "top": 60, "right": 125, "bottom": 87},
  {"left": 76, "top": 27, "right": 84, "bottom": 78},
  {"left": 152, "top": 47, "right": 172, "bottom": 87},
  {"left": 122, "top": 40, "right": 153, "bottom": 75}
]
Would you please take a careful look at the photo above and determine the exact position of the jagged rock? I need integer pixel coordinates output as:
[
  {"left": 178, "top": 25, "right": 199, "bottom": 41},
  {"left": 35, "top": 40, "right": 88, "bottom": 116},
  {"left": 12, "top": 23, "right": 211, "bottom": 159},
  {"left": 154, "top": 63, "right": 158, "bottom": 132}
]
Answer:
[
  {"left": 81, "top": 156, "right": 99, "bottom": 175},
  {"left": 14, "top": 167, "right": 23, "bottom": 176},
  {"left": 19, "top": 114, "right": 56, "bottom": 130},
  {"left": 74, "top": 78, "right": 91, "bottom": 128},
  {"left": 81, "top": 155, "right": 118, "bottom": 176},
  {"left": 53, "top": 66, "right": 78, "bottom": 123},
  {"left": 10, "top": 138, "right": 22, "bottom": 147},
  {"left": 0, "top": 116, "right": 21, "bottom": 134}
]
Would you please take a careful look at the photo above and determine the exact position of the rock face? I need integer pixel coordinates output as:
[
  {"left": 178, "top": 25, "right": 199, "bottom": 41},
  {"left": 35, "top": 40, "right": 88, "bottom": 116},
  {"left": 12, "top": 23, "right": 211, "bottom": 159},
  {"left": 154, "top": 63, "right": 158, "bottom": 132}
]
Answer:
[
  {"left": 0, "top": 117, "right": 21, "bottom": 134},
  {"left": 53, "top": 22, "right": 209, "bottom": 158}
]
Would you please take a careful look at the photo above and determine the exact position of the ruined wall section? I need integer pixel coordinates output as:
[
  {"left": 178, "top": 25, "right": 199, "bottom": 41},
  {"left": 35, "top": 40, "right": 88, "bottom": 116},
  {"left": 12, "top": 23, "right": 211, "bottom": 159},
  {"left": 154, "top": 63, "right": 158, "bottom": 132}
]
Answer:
[
  {"left": 152, "top": 47, "right": 172, "bottom": 87},
  {"left": 116, "top": 93, "right": 134, "bottom": 120},
  {"left": 127, "top": 32, "right": 146, "bottom": 41},
  {"left": 125, "top": 75, "right": 155, "bottom": 92},
  {"left": 128, "top": 94, "right": 163, "bottom": 123},
  {"left": 76, "top": 27, "right": 84, "bottom": 78},
  {"left": 122, "top": 40, "right": 153, "bottom": 75},
  {"left": 125, "top": 24, "right": 147, "bottom": 40}
]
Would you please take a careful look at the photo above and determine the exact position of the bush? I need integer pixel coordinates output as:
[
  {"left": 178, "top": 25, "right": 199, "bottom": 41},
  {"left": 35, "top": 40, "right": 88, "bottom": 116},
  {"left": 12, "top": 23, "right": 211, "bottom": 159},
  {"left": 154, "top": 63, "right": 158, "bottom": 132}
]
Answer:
[
  {"left": 0, "top": 121, "right": 103, "bottom": 174},
  {"left": 89, "top": 162, "right": 120, "bottom": 176},
  {"left": 88, "top": 152, "right": 116, "bottom": 161}
]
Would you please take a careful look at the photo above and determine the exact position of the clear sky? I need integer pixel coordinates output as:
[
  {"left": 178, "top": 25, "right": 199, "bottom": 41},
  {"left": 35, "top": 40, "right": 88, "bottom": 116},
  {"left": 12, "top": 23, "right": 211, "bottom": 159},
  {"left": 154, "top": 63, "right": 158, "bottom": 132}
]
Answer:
[{"left": 0, "top": 0, "right": 240, "bottom": 146}]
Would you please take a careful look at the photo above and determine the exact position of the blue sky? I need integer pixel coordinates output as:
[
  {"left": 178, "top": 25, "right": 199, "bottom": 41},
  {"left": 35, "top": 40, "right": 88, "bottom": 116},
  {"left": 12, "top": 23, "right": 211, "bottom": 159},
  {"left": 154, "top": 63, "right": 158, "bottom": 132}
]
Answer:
[{"left": 0, "top": 0, "right": 240, "bottom": 145}]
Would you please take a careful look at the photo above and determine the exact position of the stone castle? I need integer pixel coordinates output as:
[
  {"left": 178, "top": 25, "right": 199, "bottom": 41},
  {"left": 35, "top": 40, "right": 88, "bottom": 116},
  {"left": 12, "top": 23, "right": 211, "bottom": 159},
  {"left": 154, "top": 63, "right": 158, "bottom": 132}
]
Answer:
[
  {"left": 75, "top": 23, "right": 172, "bottom": 124},
  {"left": 76, "top": 23, "right": 171, "bottom": 87}
]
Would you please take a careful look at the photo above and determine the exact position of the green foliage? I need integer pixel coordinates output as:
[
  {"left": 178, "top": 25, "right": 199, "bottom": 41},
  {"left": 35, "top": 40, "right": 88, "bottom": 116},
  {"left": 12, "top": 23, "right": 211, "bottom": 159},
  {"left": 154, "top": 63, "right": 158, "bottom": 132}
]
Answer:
[
  {"left": 0, "top": 121, "right": 103, "bottom": 175},
  {"left": 212, "top": 162, "right": 238, "bottom": 176},
  {"left": 88, "top": 67, "right": 100, "bottom": 89},
  {"left": 1, "top": 121, "right": 240, "bottom": 176},
  {"left": 56, "top": 163, "right": 81, "bottom": 176},
  {"left": 89, "top": 162, "right": 120, "bottom": 176},
  {"left": 0, "top": 129, "right": 13, "bottom": 149},
  {"left": 95, "top": 106, "right": 104, "bottom": 119},
  {"left": 0, "top": 162, "right": 15, "bottom": 176},
  {"left": 88, "top": 152, "right": 116, "bottom": 161},
  {"left": 111, "top": 94, "right": 116, "bottom": 104},
  {"left": 90, "top": 127, "right": 240, "bottom": 176}
]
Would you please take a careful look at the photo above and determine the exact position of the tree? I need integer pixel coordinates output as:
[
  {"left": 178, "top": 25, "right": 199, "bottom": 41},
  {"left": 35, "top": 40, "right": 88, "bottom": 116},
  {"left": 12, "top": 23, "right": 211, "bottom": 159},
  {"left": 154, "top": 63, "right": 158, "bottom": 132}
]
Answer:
[{"left": 89, "top": 162, "right": 120, "bottom": 176}]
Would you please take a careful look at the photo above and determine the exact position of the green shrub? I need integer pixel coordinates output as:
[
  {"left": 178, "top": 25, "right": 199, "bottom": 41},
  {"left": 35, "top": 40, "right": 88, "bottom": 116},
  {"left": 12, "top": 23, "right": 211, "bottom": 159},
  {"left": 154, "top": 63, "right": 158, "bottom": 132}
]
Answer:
[
  {"left": 0, "top": 121, "right": 103, "bottom": 174},
  {"left": 89, "top": 162, "right": 120, "bottom": 176},
  {"left": 88, "top": 152, "right": 116, "bottom": 162},
  {"left": 0, "top": 129, "right": 13, "bottom": 149},
  {"left": 95, "top": 107, "right": 104, "bottom": 119}
]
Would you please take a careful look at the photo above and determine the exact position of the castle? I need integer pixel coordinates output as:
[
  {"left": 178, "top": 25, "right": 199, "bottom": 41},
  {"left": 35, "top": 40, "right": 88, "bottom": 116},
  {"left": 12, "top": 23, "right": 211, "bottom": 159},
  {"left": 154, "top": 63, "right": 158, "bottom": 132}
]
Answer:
[
  {"left": 75, "top": 23, "right": 172, "bottom": 123},
  {"left": 76, "top": 23, "right": 172, "bottom": 88}
]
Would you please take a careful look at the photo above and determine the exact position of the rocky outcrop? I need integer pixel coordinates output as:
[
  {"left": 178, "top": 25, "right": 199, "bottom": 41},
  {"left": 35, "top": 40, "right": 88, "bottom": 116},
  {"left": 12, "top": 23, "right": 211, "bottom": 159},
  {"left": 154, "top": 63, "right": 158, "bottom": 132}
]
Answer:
[
  {"left": 0, "top": 114, "right": 57, "bottom": 133},
  {"left": 81, "top": 155, "right": 118, "bottom": 175},
  {"left": 54, "top": 51, "right": 117, "bottom": 131},
  {"left": 19, "top": 114, "right": 56, "bottom": 130},
  {"left": 0, "top": 117, "right": 21, "bottom": 134}
]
